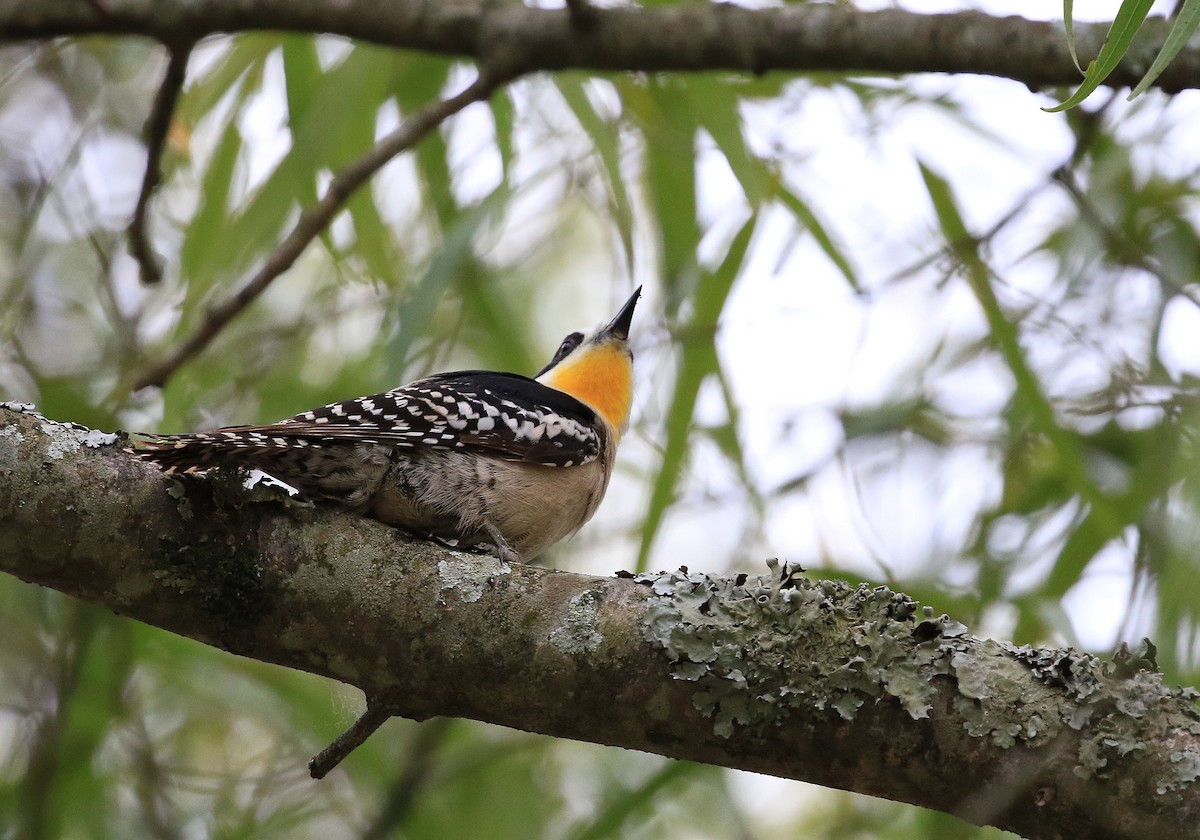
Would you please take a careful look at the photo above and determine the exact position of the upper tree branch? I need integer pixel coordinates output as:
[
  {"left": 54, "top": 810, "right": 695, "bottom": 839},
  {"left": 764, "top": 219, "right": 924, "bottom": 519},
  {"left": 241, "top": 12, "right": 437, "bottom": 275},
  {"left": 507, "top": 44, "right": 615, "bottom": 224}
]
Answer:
[
  {"left": 2, "top": 2, "right": 1197, "bottom": 93},
  {"left": 2, "top": 405, "right": 1200, "bottom": 840}
]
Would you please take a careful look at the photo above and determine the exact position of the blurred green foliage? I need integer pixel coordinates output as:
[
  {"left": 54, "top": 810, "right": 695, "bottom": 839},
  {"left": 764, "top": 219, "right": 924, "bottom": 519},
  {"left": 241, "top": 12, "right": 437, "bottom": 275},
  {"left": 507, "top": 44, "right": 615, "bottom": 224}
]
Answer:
[{"left": 1, "top": 19, "right": 1199, "bottom": 840}]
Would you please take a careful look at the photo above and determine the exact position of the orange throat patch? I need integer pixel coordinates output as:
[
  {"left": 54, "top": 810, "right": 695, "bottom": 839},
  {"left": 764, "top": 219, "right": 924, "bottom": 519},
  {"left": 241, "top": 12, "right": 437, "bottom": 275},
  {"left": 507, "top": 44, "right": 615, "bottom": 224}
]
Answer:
[{"left": 540, "top": 343, "right": 633, "bottom": 438}]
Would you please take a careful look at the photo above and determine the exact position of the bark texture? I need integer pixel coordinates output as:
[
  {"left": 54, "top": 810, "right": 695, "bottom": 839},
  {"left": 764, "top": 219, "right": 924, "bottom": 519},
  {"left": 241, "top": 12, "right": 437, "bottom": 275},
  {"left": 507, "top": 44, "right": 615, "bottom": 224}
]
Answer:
[
  {"left": 1, "top": 1, "right": 1197, "bottom": 94},
  {"left": 2, "top": 405, "right": 1200, "bottom": 840}
]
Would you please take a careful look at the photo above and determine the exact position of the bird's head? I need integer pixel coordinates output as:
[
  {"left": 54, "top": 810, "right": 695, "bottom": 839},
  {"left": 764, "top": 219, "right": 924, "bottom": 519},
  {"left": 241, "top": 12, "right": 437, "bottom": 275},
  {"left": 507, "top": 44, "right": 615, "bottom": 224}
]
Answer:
[{"left": 535, "top": 287, "right": 641, "bottom": 437}]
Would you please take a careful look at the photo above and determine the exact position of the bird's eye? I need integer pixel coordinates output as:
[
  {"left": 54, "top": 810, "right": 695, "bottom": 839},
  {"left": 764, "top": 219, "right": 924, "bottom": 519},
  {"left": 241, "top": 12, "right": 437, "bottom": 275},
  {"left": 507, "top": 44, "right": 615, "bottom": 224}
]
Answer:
[
  {"left": 535, "top": 331, "right": 586, "bottom": 378},
  {"left": 557, "top": 332, "right": 584, "bottom": 359}
]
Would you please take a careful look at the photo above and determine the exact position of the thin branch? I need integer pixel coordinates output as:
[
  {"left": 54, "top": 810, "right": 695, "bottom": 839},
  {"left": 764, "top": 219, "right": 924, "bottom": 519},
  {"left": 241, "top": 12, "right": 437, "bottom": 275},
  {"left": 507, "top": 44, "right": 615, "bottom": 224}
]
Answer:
[
  {"left": 132, "top": 70, "right": 510, "bottom": 391},
  {"left": 309, "top": 700, "right": 396, "bottom": 779},
  {"left": 129, "top": 44, "right": 190, "bottom": 286}
]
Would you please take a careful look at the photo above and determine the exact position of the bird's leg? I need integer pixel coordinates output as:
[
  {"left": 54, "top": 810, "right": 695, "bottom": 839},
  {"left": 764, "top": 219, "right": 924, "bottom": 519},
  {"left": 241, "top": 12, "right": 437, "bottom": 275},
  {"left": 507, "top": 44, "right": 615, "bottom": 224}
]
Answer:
[{"left": 481, "top": 521, "right": 521, "bottom": 566}]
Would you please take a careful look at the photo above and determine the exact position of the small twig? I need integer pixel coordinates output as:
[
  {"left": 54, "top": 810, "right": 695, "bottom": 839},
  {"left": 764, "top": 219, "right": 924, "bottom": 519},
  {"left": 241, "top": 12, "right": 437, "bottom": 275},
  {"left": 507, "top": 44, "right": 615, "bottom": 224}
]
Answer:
[
  {"left": 133, "top": 70, "right": 509, "bottom": 391},
  {"left": 309, "top": 698, "right": 396, "bottom": 780},
  {"left": 130, "top": 45, "right": 190, "bottom": 286}
]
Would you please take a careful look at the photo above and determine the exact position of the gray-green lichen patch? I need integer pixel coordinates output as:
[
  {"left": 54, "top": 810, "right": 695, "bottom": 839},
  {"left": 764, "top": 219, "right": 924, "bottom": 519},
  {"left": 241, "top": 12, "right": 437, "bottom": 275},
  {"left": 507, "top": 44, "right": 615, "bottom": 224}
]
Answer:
[
  {"left": 636, "top": 563, "right": 958, "bottom": 738},
  {"left": 636, "top": 563, "right": 1200, "bottom": 793},
  {"left": 438, "top": 555, "right": 510, "bottom": 603},
  {"left": 549, "top": 588, "right": 604, "bottom": 654},
  {"left": 951, "top": 639, "right": 1067, "bottom": 747},
  {"left": 1, "top": 403, "right": 119, "bottom": 459},
  {"left": 40, "top": 419, "right": 118, "bottom": 459},
  {"left": 1002, "top": 639, "right": 1200, "bottom": 791}
]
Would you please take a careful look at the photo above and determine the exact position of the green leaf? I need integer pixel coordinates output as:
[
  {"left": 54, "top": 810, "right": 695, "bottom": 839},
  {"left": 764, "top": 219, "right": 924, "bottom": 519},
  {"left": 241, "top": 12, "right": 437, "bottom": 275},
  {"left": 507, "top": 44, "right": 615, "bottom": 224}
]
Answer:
[
  {"left": 392, "top": 56, "right": 455, "bottom": 230},
  {"left": 280, "top": 37, "right": 322, "bottom": 206},
  {"left": 919, "top": 161, "right": 1126, "bottom": 594},
  {"left": 346, "top": 184, "right": 399, "bottom": 283},
  {"left": 557, "top": 75, "right": 635, "bottom": 272},
  {"left": 636, "top": 212, "right": 757, "bottom": 570},
  {"left": 383, "top": 185, "right": 509, "bottom": 382},
  {"left": 773, "top": 184, "right": 861, "bottom": 292},
  {"left": 179, "top": 35, "right": 276, "bottom": 127},
  {"left": 179, "top": 113, "right": 244, "bottom": 301},
  {"left": 1128, "top": 0, "right": 1200, "bottom": 99},
  {"left": 1063, "top": 0, "right": 1084, "bottom": 73},
  {"left": 240, "top": 45, "right": 393, "bottom": 268},
  {"left": 690, "top": 77, "right": 768, "bottom": 206},
  {"left": 490, "top": 88, "right": 515, "bottom": 179},
  {"left": 1046, "top": 0, "right": 1155, "bottom": 112},
  {"left": 566, "top": 761, "right": 703, "bottom": 840},
  {"left": 623, "top": 77, "right": 699, "bottom": 299}
]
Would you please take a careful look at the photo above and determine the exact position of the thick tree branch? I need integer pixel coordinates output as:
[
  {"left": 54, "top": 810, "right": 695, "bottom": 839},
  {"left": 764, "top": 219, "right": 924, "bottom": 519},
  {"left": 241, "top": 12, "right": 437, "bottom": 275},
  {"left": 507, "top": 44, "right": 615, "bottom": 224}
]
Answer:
[
  {"left": 3, "top": 405, "right": 1200, "bottom": 839},
  {"left": 2, "top": 2, "right": 1198, "bottom": 93}
]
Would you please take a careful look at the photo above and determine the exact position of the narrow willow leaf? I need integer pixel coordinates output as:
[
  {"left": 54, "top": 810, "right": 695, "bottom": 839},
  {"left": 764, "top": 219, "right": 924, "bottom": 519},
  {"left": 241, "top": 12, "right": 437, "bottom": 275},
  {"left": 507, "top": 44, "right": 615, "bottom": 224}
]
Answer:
[
  {"left": 1128, "top": 0, "right": 1200, "bottom": 99},
  {"left": 384, "top": 186, "right": 509, "bottom": 383},
  {"left": 1046, "top": 0, "right": 1155, "bottom": 112},
  {"left": 774, "top": 185, "right": 861, "bottom": 292},
  {"left": 919, "top": 161, "right": 1127, "bottom": 595},
  {"left": 1063, "top": 0, "right": 1084, "bottom": 73},
  {"left": 557, "top": 76, "right": 635, "bottom": 272},
  {"left": 635, "top": 212, "right": 757, "bottom": 571}
]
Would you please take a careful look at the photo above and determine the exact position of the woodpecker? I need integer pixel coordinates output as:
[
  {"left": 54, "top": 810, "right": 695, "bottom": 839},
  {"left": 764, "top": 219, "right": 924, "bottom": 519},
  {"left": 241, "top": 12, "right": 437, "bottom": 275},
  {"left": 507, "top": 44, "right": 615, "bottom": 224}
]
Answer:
[{"left": 137, "top": 287, "right": 641, "bottom": 563}]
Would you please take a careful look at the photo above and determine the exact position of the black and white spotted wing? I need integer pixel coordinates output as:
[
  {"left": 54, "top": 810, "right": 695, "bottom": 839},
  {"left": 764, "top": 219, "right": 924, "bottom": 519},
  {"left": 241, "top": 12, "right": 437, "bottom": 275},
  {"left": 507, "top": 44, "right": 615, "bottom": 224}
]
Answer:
[
  {"left": 140, "top": 372, "right": 605, "bottom": 471},
  {"left": 293, "top": 372, "right": 604, "bottom": 466}
]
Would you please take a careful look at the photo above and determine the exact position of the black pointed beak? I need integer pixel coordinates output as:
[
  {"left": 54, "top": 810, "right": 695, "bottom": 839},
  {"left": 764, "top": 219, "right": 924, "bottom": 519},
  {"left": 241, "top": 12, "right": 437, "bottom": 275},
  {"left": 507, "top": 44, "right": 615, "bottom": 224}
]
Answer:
[{"left": 603, "top": 286, "right": 642, "bottom": 341}]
